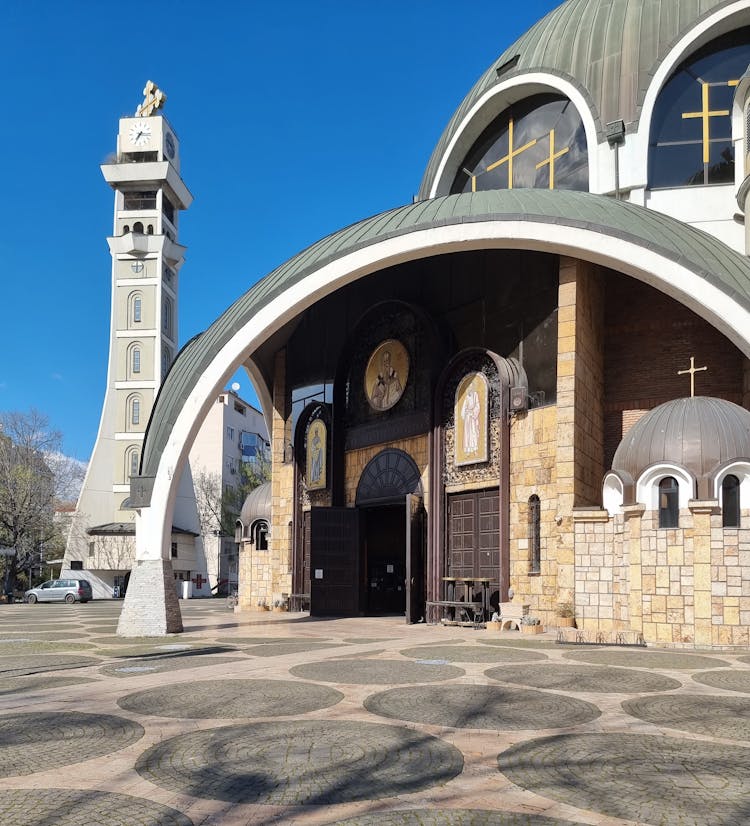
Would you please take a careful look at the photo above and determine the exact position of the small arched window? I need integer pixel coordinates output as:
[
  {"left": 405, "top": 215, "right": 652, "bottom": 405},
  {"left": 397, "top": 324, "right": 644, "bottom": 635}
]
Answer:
[
  {"left": 722, "top": 474, "right": 741, "bottom": 528},
  {"left": 254, "top": 520, "right": 269, "bottom": 550},
  {"left": 528, "top": 494, "right": 541, "bottom": 573},
  {"left": 658, "top": 477, "right": 680, "bottom": 528},
  {"left": 147, "top": 224, "right": 154, "bottom": 235},
  {"left": 131, "top": 397, "right": 140, "bottom": 427},
  {"left": 133, "top": 221, "right": 144, "bottom": 234},
  {"left": 133, "top": 295, "right": 142, "bottom": 324},
  {"left": 132, "top": 347, "right": 141, "bottom": 374},
  {"left": 126, "top": 447, "right": 139, "bottom": 480},
  {"left": 162, "top": 297, "right": 173, "bottom": 337},
  {"left": 123, "top": 225, "right": 130, "bottom": 234}
]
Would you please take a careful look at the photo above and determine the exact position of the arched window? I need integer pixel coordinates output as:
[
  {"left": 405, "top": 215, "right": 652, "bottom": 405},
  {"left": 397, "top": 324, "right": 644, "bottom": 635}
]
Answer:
[
  {"left": 133, "top": 221, "right": 144, "bottom": 234},
  {"left": 126, "top": 447, "right": 139, "bottom": 480},
  {"left": 253, "top": 520, "right": 269, "bottom": 550},
  {"left": 131, "top": 397, "right": 141, "bottom": 427},
  {"left": 528, "top": 494, "right": 541, "bottom": 573},
  {"left": 649, "top": 28, "right": 750, "bottom": 188},
  {"left": 452, "top": 93, "right": 588, "bottom": 193},
  {"left": 658, "top": 477, "right": 680, "bottom": 528},
  {"left": 132, "top": 347, "right": 141, "bottom": 374},
  {"left": 162, "top": 297, "right": 173, "bottom": 337},
  {"left": 722, "top": 474, "right": 741, "bottom": 528},
  {"left": 162, "top": 346, "right": 172, "bottom": 379}
]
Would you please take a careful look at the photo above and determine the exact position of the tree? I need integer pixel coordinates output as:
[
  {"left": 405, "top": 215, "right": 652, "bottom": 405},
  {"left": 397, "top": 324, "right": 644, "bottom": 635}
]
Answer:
[{"left": 0, "top": 409, "right": 84, "bottom": 597}]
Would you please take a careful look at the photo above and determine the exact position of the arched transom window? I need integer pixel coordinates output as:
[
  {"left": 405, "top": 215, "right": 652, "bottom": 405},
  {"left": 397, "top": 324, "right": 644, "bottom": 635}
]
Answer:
[
  {"left": 649, "top": 27, "right": 750, "bottom": 188},
  {"left": 451, "top": 93, "right": 588, "bottom": 194}
]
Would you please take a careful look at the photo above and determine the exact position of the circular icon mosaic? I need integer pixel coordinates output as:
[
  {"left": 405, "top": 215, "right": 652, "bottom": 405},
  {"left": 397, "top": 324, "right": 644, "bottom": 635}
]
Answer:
[
  {"left": 0, "top": 789, "right": 192, "bottom": 826},
  {"left": 364, "top": 684, "right": 600, "bottom": 730},
  {"left": 622, "top": 693, "right": 750, "bottom": 740},
  {"left": 290, "top": 659, "right": 464, "bottom": 684},
  {"left": 497, "top": 732, "right": 750, "bottom": 825},
  {"left": 400, "top": 645, "right": 547, "bottom": 664},
  {"left": 0, "top": 712, "right": 144, "bottom": 777},
  {"left": 485, "top": 663, "right": 681, "bottom": 693},
  {"left": 119, "top": 678, "right": 343, "bottom": 718},
  {"left": 135, "top": 719, "right": 463, "bottom": 804}
]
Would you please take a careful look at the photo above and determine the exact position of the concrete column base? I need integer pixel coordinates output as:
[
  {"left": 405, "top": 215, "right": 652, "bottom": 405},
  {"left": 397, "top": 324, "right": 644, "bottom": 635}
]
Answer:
[{"left": 116, "top": 559, "right": 183, "bottom": 636}]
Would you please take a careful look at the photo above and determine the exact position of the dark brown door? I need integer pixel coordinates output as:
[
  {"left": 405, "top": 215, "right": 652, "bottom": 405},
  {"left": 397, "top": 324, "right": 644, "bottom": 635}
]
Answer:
[
  {"left": 447, "top": 488, "right": 500, "bottom": 598},
  {"left": 405, "top": 494, "right": 425, "bottom": 624},
  {"left": 309, "top": 507, "right": 360, "bottom": 616}
]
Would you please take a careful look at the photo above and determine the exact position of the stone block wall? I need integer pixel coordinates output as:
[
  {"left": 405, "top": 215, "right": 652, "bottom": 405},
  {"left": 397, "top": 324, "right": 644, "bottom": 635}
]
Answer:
[{"left": 574, "top": 504, "right": 750, "bottom": 647}]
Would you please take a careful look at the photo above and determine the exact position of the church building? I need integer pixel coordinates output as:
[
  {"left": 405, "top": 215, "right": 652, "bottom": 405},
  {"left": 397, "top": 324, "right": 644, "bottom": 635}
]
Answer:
[{"left": 122, "top": 0, "right": 750, "bottom": 647}]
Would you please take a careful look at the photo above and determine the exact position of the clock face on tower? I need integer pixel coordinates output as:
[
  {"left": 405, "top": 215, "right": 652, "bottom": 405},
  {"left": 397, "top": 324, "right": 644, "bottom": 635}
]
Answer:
[{"left": 128, "top": 120, "right": 152, "bottom": 147}]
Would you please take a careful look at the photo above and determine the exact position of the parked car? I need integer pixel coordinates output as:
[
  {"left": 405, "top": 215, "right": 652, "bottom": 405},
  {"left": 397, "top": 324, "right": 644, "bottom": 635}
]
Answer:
[{"left": 25, "top": 579, "right": 92, "bottom": 604}]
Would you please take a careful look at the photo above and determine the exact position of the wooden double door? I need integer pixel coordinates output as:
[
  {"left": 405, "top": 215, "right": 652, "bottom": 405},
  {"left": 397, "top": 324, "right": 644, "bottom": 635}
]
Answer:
[{"left": 447, "top": 488, "right": 500, "bottom": 605}]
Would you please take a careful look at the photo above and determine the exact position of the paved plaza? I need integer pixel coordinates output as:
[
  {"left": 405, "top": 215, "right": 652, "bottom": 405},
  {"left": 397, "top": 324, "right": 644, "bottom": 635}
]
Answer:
[{"left": 1, "top": 602, "right": 750, "bottom": 824}]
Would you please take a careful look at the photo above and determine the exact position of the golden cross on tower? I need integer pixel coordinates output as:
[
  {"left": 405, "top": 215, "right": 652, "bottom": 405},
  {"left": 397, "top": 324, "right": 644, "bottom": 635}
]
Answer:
[
  {"left": 135, "top": 80, "right": 167, "bottom": 117},
  {"left": 677, "top": 356, "right": 708, "bottom": 397},
  {"left": 535, "top": 129, "right": 569, "bottom": 190},
  {"left": 681, "top": 80, "right": 734, "bottom": 165},
  {"left": 484, "top": 118, "right": 537, "bottom": 190}
]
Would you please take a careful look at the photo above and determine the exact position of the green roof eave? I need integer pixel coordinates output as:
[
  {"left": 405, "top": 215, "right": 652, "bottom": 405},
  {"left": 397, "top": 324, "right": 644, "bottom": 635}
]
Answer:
[{"left": 139, "top": 189, "right": 750, "bottom": 479}]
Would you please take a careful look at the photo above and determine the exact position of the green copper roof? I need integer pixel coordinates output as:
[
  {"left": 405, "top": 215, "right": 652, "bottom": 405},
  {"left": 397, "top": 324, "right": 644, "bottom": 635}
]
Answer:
[
  {"left": 140, "top": 189, "right": 750, "bottom": 478},
  {"left": 418, "top": 0, "right": 737, "bottom": 199}
]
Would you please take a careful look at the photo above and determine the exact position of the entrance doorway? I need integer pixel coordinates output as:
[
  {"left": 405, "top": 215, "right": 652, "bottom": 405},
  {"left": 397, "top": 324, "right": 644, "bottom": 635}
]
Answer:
[{"left": 362, "top": 505, "right": 405, "bottom": 614}]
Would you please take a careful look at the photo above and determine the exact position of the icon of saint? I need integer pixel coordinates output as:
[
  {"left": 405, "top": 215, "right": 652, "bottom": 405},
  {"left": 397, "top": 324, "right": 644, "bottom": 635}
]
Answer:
[
  {"left": 461, "top": 380, "right": 481, "bottom": 455},
  {"left": 370, "top": 349, "right": 402, "bottom": 410}
]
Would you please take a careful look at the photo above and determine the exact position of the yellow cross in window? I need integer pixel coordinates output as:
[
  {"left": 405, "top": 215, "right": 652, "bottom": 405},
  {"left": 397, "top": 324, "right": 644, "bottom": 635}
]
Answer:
[
  {"left": 535, "top": 129, "right": 569, "bottom": 190},
  {"left": 682, "top": 81, "right": 735, "bottom": 165},
  {"left": 485, "top": 119, "right": 537, "bottom": 190}
]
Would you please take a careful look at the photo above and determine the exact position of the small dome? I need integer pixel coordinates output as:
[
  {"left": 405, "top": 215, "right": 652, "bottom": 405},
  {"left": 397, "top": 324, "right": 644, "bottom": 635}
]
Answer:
[
  {"left": 238, "top": 481, "right": 271, "bottom": 526},
  {"left": 612, "top": 397, "right": 750, "bottom": 482}
]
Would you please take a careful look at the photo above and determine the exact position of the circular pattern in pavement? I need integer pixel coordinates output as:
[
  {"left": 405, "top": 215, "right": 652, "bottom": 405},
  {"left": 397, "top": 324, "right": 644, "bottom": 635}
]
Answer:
[
  {"left": 364, "top": 684, "right": 600, "bottom": 730},
  {"left": 135, "top": 719, "right": 463, "bottom": 804},
  {"left": 330, "top": 810, "right": 581, "bottom": 825},
  {"left": 119, "top": 678, "right": 343, "bottom": 718},
  {"left": 693, "top": 669, "right": 750, "bottom": 693},
  {"left": 486, "top": 663, "right": 681, "bottom": 693},
  {"left": 0, "top": 675, "right": 98, "bottom": 694},
  {"left": 290, "top": 658, "right": 464, "bottom": 684},
  {"left": 622, "top": 694, "right": 750, "bottom": 740},
  {"left": 0, "top": 789, "right": 192, "bottom": 826},
  {"left": 0, "top": 712, "right": 144, "bottom": 777},
  {"left": 563, "top": 648, "right": 729, "bottom": 670},
  {"left": 498, "top": 732, "right": 750, "bottom": 825},
  {"left": 100, "top": 654, "right": 244, "bottom": 678},
  {"left": 0, "top": 654, "right": 100, "bottom": 677},
  {"left": 244, "top": 641, "right": 345, "bottom": 656},
  {"left": 400, "top": 645, "right": 547, "bottom": 664}
]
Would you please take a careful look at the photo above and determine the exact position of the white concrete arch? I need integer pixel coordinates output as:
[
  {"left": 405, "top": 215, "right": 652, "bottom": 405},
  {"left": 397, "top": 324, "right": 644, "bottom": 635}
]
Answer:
[
  {"left": 125, "top": 218, "right": 750, "bottom": 633},
  {"left": 425, "top": 73, "right": 601, "bottom": 198}
]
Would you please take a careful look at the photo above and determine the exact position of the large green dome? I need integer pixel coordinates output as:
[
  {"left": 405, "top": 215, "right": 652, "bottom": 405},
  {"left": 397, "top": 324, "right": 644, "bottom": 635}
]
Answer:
[{"left": 419, "top": 0, "right": 743, "bottom": 199}]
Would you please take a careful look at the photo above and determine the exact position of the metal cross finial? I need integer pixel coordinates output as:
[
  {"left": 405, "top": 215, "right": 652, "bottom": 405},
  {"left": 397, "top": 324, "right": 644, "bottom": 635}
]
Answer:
[
  {"left": 677, "top": 356, "right": 708, "bottom": 397},
  {"left": 135, "top": 80, "right": 167, "bottom": 117}
]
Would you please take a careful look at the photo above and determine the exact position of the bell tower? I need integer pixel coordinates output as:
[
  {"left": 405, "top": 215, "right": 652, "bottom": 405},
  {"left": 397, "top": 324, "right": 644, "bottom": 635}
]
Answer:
[{"left": 65, "top": 82, "right": 193, "bottom": 597}]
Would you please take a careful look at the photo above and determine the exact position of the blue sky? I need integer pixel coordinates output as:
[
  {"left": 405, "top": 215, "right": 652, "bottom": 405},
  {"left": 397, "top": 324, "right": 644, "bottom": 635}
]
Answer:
[{"left": 1, "top": 0, "right": 557, "bottom": 460}]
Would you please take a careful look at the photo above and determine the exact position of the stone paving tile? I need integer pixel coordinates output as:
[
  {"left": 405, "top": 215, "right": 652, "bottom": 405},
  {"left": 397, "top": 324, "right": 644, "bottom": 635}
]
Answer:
[
  {"left": 563, "top": 648, "right": 730, "bottom": 670},
  {"left": 0, "top": 711, "right": 144, "bottom": 777},
  {"left": 485, "top": 663, "right": 682, "bottom": 694},
  {"left": 497, "top": 732, "right": 750, "bottom": 826},
  {"left": 135, "top": 719, "right": 464, "bottom": 805},
  {"left": 99, "top": 653, "right": 245, "bottom": 677},
  {"left": 0, "top": 654, "right": 101, "bottom": 676},
  {"left": 0, "top": 674, "right": 99, "bottom": 694},
  {"left": 0, "top": 630, "right": 87, "bottom": 640},
  {"left": 118, "top": 678, "right": 344, "bottom": 718},
  {"left": 400, "top": 645, "right": 547, "bottom": 664},
  {"left": 364, "top": 685, "right": 600, "bottom": 730},
  {"left": 0, "top": 640, "right": 95, "bottom": 654},
  {"left": 478, "top": 638, "right": 564, "bottom": 650},
  {"left": 291, "top": 658, "right": 465, "bottom": 684},
  {"left": 327, "top": 811, "right": 584, "bottom": 825},
  {"left": 0, "top": 789, "right": 193, "bottom": 826},
  {"left": 243, "top": 641, "right": 346, "bottom": 656},
  {"left": 692, "top": 668, "right": 750, "bottom": 693},
  {"left": 622, "top": 693, "right": 750, "bottom": 740}
]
